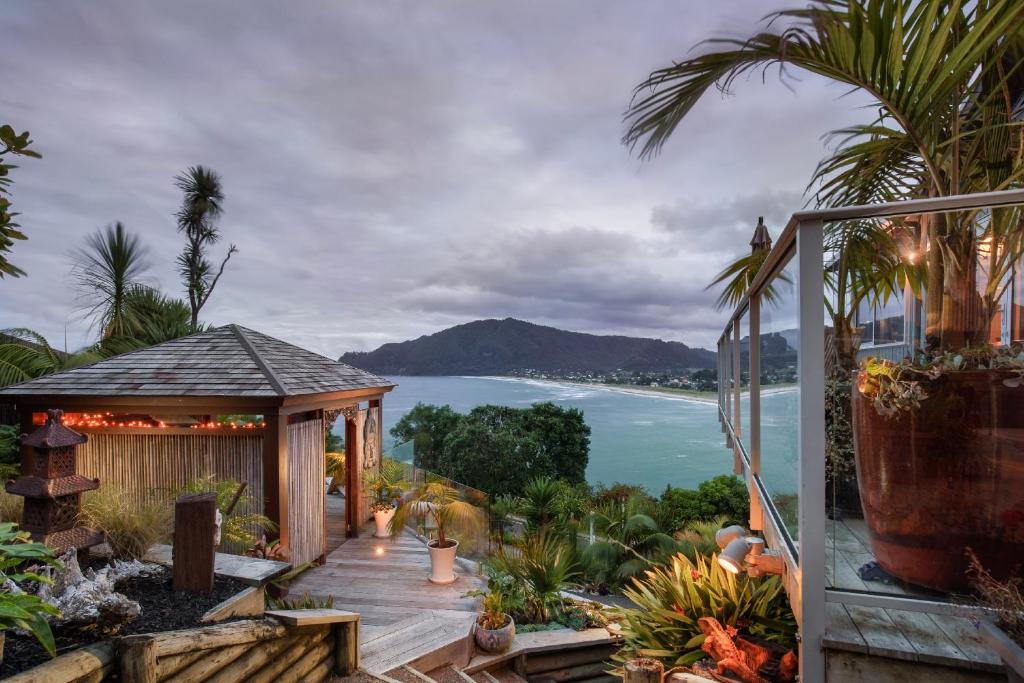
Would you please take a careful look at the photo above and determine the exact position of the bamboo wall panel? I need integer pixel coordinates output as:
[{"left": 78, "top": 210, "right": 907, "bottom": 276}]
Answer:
[
  {"left": 76, "top": 432, "right": 264, "bottom": 512},
  {"left": 287, "top": 418, "right": 325, "bottom": 565}
]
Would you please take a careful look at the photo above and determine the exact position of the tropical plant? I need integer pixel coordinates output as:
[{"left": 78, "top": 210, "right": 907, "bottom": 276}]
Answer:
[
  {"left": 0, "top": 423, "right": 19, "bottom": 479},
  {"left": 113, "top": 287, "right": 201, "bottom": 347},
  {"left": 490, "top": 531, "right": 580, "bottom": 624},
  {"left": 675, "top": 516, "right": 731, "bottom": 561},
  {"left": 478, "top": 590, "right": 510, "bottom": 630},
  {"left": 179, "top": 475, "right": 275, "bottom": 549},
  {"left": 364, "top": 457, "right": 409, "bottom": 512},
  {"left": 583, "top": 495, "right": 681, "bottom": 586},
  {"left": 72, "top": 222, "right": 151, "bottom": 340},
  {"left": 175, "top": 166, "right": 236, "bottom": 328},
  {"left": 626, "top": 0, "right": 1024, "bottom": 356},
  {"left": 326, "top": 451, "right": 345, "bottom": 494},
  {"left": 611, "top": 552, "right": 796, "bottom": 669},
  {"left": 520, "top": 476, "right": 561, "bottom": 531},
  {"left": 390, "top": 479, "right": 484, "bottom": 547},
  {"left": 0, "top": 489, "right": 22, "bottom": 524},
  {"left": 0, "top": 328, "right": 101, "bottom": 388},
  {"left": 0, "top": 523, "right": 61, "bottom": 656},
  {"left": 80, "top": 487, "right": 173, "bottom": 560},
  {"left": 0, "top": 124, "right": 41, "bottom": 279}
]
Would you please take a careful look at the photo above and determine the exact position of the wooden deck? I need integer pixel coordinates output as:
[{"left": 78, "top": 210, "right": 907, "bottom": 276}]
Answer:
[
  {"left": 825, "top": 516, "right": 1004, "bottom": 678},
  {"left": 286, "top": 510, "right": 484, "bottom": 633}
]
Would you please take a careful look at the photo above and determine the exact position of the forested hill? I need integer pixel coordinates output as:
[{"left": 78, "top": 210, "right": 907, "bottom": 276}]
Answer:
[{"left": 339, "top": 318, "right": 716, "bottom": 376}]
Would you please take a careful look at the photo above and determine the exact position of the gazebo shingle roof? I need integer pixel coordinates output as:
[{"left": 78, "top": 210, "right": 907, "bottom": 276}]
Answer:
[{"left": 0, "top": 325, "right": 393, "bottom": 398}]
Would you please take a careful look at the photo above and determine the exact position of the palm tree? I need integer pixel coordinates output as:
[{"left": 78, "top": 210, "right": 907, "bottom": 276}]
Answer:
[
  {"left": 0, "top": 328, "right": 100, "bottom": 388},
  {"left": 625, "top": 0, "right": 1024, "bottom": 351},
  {"left": 582, "top": 494, "right": 680, "bottom": 585},
  {"left": 390, "top": 479, "right": 484, "bottom": 547},
  {"left": 72, "top": 222, "right": 151, "bottom": 340},
  {"left": 175, "top": 166, "right": 236, "bottom": 328}
]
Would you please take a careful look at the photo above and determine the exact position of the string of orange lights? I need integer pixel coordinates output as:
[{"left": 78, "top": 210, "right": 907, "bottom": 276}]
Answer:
[{"left": 50, "top": 412, "right": 265, "bottom": 430}]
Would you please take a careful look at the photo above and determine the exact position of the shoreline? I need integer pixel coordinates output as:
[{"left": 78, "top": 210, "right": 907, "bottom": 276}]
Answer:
[{"left": 474, "top": 376, "right": 798, "bottom": 404}]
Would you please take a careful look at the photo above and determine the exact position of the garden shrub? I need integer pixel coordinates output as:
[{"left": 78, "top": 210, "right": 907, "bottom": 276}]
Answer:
[
  {"left": 0, "top": 523, "right": 61, "bottom": 656},
  {"left": 179, "top": 475, "right": 275, "bottom": 551},
  {"left": 612, "top": 551, "right": 796, "bottom": 669},
  {"left": 80, "top": 487, "right": 173, "bottom": 560},
  {"left": 659, "top": 475, "right": 749, "bottom": 530},
  {"left": 0, "top": 488, "right": 23, "bottom": 523}
]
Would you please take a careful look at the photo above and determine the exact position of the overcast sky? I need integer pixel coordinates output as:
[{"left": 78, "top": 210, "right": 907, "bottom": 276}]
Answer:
[{"left": 1, "top": 1, "right": 871, "bottom": 357}]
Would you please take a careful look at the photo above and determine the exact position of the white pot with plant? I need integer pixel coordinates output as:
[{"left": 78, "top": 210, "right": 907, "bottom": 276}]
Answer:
[
  {"left": 392, "top": 480, "right": 483, "bottom": 584},
  {"left": 364, "top": 458, "right": 409, "bottom": 539}
]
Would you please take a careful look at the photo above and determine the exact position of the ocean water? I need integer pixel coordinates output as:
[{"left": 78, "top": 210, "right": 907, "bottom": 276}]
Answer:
[{"left": 367, "top": 375, "right": 739, "bottom": 494}]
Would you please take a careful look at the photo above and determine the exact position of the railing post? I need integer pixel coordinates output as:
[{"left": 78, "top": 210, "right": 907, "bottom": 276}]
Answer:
[
  {"left": 796, "top": 219, "right": 826, "bottom": 683},
  {"left": 732, "top": 317, "right": 742, "bottom": 474},
  {"left": 748, "top": 295, "right": 763, "bottom": 531}
]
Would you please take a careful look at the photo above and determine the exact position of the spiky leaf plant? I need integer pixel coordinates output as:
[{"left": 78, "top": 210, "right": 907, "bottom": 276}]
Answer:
[
  {"left": 390, "top": 479, "right": 484, "bottom": 547},
  {"left": 611, "top": 552, "right": 796, "bottom": 669}
]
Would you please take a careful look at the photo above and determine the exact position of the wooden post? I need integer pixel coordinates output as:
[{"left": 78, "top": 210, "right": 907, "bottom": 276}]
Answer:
[
  {"left": 120, "top": 635, "right": 157, "bottom": 683},
  {"left": 173, "top": 493, "right": 217, "bottom": 594},
  {"left": 334, "top": 620, "right": 359, "bottom": 675},
  {"left": 624, "top": 658, "right": 663, "bottom": 683},
  {"left": 263, "top": 409, "right": 289, "bottom": 548},
  {"left": 344, "top": 415, "right": 359, "bottom": 538}
]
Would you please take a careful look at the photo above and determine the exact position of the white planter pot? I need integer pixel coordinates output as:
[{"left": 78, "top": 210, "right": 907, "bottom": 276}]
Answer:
[
  {"left": 373, "top": 507, "right": 396, "bottom": 538},
  {"left": 427, "top": 538, "right": 459, "bottom": 584}
]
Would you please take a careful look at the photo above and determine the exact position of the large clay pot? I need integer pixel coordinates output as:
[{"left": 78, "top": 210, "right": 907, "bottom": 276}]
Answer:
[
  {"left": 852, "top": 370, "right": 1024, "bottom": 592},
  {"left": 427, "top": 538, "right": 459, "bottom": 584},
  {"left": 373, "top": 507, "right": 396, "bottom": 538},
  {"left": 474, "top": 615, "right": 515, "bottom": 653}
]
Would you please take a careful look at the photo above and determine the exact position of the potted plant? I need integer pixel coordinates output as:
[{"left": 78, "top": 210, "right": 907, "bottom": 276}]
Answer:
[
  {"left": 364, "top": 458, "right": 409, "bottom": 539},
  {"left": 854, "top": 348, "right": 1024, "bottom": 591},
  {"left": 391, "top": 479, "right": 483, "bottom": 584},
  {"left": 472, "top": 591, "right": 516, "bottom": 653},
  {"left": 0, "top": 523, "right": 61, "bottom": 664}
]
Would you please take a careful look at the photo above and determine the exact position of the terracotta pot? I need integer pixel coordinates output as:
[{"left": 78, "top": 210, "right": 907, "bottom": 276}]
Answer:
[
  {"left": 427, "top": 538, "right": 459, "bottom": 584},
  {"left": 474, "top": 615, "right": 515, "bottom": 653},
  {"left": 852, "top": 370, "right": 1024, "bottom": 592},
  {"left": 373, "top": 507, "right": 396, "bottom": 538}
]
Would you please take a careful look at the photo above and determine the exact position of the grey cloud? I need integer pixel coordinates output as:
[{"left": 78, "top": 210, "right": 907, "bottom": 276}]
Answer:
[{"left": 1, "top": 0, "right": 871, "bottom": 354}]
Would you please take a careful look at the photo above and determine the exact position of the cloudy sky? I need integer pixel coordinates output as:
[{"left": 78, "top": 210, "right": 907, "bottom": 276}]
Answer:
[{"left": 1, "top": 1, "right": 871, "bottom": 357}]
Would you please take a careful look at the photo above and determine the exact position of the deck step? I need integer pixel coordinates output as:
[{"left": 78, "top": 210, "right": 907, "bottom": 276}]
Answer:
[
  {"left": 362, "top": 610, "right": 476, "bottom": 674},
  {"left": 423, "top": 665, "right": 476, "bottom": 683}
]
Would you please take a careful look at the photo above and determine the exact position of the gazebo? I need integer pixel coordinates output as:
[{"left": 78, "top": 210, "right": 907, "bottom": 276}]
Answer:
[{"left": 0, "top": 324, "right": 395, "bottom": 565}]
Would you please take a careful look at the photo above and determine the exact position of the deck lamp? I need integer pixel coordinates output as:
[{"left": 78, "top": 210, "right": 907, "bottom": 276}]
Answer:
[{"left": 715, "top": 527, "right": 786, "bottom": 578}]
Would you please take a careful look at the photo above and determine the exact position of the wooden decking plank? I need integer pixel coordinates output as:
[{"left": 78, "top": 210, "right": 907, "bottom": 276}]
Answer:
[
  {"left": 823, "top": 603, "right": 868, "bottom": 654},
  {"left": 843, "top": 605, "right": 917, "bottom": 662},
  {"left": 830, "top": 519, "right": 869, "bottom": 554},
  {"left": 928, "top": 613, "right": 1003, "bottom": 671},
  {"left": 842, "top": 517, "right": 873, "bottom": 548},
  {"left": 882, "top": 608, "right": 969, "bottom": 668}
]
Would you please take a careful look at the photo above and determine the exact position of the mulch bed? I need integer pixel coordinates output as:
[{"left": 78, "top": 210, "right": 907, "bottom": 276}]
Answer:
[{"left": 1, "top": 566, "right": 247, "bottom": 678}]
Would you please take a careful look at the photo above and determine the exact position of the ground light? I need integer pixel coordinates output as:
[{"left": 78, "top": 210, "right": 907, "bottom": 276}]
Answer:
[{"left": 715, "top": 527, "right": 785, "bottom": 578}]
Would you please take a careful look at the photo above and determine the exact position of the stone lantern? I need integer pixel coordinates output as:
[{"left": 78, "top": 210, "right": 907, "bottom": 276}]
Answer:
[{"left": 5, "top": 409, "right": 102, "bottom": 553}]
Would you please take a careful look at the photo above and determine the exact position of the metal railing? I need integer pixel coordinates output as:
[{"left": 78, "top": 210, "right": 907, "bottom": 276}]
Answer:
[{"left": 715, "top": 188, "right": 1024, "bottom": 681}]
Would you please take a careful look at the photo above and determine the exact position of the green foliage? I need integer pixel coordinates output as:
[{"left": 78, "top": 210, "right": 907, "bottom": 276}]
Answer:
[
  {"left": 81, "top": 488, "right": 173, "bottom": 560},
  {"left": 490, "top": 531, "right": 580, "bottom": 624},
  {"left": 390, "top": 403, "right": 462, "bottom": 472},
  {"left": 393, "top": 402, "right": 590, "bottom": 497},
  {"left": 0, "top": 328, "right": 102, "bottom": 388},
  {"left": 179, "top": 475, "right": 276, "bottom": 549},
  {"left": 175, "top": 166, "right": 236, "bottom": 328},
  {"left": 0, "top": 423, "right": 19, "bottom": 478},
  {"left": 659, "top": 475, "right": 749, "bottom": 531},
  {"left": 0, "top": 489, "right": 23, "bottom": 524},
  {"left": 72, "top": 222, "right": 152, "bottom": 340},
  {"left": 364, "top": 457, "right": 409, "bottom": 511},
  {"left": 391, "top": 479, "right": 485, "bottom": 547},
  {"left": 612, "top": 552, "right": 796, "bottom": 669},
  {"left": 583, "top": 495, "right": 681, "bottom": 586},
  {"left": 0, "top": 523, "right": 61, "bottom": 656},
  {"left": 0, "top": 124, "right": 41, "bottom": 279},
  {"left": 268, "top": 592, "right": 335, "bottom": 610}
]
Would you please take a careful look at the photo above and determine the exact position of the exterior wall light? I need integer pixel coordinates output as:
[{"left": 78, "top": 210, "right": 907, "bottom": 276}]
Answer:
[{"left": 715, "top": 527, "right": 786, "bottom": 578}]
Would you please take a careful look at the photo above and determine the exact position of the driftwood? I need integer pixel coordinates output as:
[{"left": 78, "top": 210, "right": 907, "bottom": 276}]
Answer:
[
  {"left": 624, "top": 657, "right": 664, "bottom": 683},
  {"left": 696, "top": 617, "right": 795, "bottom": 683}
]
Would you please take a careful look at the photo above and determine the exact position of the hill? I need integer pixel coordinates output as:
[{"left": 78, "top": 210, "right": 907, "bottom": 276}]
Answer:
[{"left": 338, "top": 318, "right": 716, "bottom": 376}]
